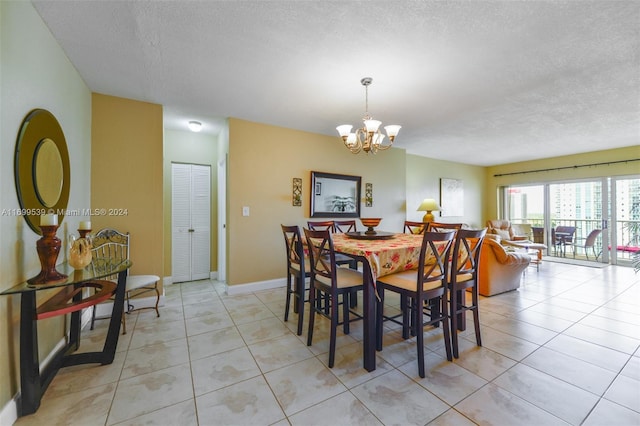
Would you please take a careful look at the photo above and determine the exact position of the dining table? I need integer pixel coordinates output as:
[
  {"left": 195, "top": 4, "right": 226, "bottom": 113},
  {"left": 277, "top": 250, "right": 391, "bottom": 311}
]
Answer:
[{"left": 332, "top": 232, "right": 432, "bottom": 371}]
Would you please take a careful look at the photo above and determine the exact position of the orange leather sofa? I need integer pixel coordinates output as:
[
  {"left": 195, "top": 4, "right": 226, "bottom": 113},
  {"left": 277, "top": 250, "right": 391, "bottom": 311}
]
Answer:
[{"left": 478, "top": 235, "right": 531, "bottom": 296}]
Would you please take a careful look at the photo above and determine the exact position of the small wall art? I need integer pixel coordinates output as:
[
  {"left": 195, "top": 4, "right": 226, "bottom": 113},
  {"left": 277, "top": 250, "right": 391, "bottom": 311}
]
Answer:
[
  {"left": 440, "top": 178, "right": 464, "bottom": 216},
  {"left": 292, "top": 178, "right": 302, "bottom": 206},
  {"left": 365, "top": 183, "right": 373, "bottom": 207}
]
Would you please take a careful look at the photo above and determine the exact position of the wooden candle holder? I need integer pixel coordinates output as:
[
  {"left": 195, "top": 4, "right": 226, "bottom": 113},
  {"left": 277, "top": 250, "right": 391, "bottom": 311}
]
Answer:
[{"left": 27, "top": 225, "right": 68, "bottom": 285}]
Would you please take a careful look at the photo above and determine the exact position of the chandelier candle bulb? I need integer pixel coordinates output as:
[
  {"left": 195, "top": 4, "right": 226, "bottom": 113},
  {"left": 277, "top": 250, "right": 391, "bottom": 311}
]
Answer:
[
  {"left": 40, "top": 213, "right": 58, "bottom": 226},
  {"left": 79, "top": 220, "right": 92, "bottom": 230}
]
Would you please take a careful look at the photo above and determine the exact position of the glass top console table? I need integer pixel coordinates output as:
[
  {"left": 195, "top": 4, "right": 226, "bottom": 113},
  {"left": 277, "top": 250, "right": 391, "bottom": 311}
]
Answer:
[{"left": 0, "top": 258, "right": 131, "bottom": 417}]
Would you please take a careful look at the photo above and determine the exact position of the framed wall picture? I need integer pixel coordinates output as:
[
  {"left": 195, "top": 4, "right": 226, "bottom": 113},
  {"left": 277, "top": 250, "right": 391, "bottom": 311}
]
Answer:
[
  {"left": 440, "top": 178, "right": 464, "bottom": 217},
  {"left": 310, "top": 171, "right": 361, "bottom": 218}
]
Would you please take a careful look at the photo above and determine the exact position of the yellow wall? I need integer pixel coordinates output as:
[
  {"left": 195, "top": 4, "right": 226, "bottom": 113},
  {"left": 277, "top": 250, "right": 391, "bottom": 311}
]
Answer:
[
  {"left": 227, "top": 118, "right": 408, "bottom": 285},
  {"left": 406, "top": 154, "right": 486, "bottom": 228},
  {"left": 91, "top": 94, "right": 164, "bottom": 284},
  {"left": 484, "top": 146, "right": 640, "bottom": 220},
  {"left": 163, "top": 129, "right": 219, "bottom": 279}
]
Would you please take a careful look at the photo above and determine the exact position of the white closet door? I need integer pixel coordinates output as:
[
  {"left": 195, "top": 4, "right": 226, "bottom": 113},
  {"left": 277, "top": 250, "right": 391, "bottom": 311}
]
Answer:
[
  {"left": 172, "top": 163, "right": 192, "bottom": 283},
  {"left": 191, "top": 165, "right": 211, "bottom": 280},
  {"left": 172, "top": 163, "right": 211, "bottom": 283}
]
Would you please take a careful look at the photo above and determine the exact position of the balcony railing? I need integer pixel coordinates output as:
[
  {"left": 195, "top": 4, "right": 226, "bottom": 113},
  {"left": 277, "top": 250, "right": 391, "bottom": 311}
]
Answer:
[{"left": 510, "top": 217, "right": 640, "bottom": 262}]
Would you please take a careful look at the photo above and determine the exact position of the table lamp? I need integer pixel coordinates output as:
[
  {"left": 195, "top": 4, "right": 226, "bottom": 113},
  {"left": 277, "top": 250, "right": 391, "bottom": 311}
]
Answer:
[{"left": 417, "top": 198, "right": 441, "bottom": 222}]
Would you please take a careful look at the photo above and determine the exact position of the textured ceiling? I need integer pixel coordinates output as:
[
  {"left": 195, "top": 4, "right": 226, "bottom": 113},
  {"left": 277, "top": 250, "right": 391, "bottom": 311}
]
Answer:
[{"left": 32, "top": 1, "right": 640, "bottom": 166}]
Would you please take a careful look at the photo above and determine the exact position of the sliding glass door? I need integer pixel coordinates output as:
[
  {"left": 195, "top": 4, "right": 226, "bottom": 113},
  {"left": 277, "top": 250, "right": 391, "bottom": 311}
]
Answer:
[
  {"left": 548, "top": 179, "right": 607, "bottom": 263},
  {"left": 611, "top": 177, "right": 640, "bottom": 265}
]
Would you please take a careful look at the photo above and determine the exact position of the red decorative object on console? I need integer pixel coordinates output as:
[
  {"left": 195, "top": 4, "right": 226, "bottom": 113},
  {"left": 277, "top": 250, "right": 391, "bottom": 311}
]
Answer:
[{"left": 27, "top": 225, "right": 68, "bottom": 285}]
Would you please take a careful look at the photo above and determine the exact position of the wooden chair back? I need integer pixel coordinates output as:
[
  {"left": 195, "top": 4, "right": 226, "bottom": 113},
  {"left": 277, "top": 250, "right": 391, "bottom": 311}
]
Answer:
[
  {"left": 426, "top": 222, "right": 463, "bottom": 233},
  {"left": 307, "top": 220, "right": 336, "bottom": 232},
  {"left": 334, "top": 220, "right": 357, "bottom": 233},
  {"left": 450, "top": 228, "right": 487, "bottom": 287},
  {"left": 404, "top": 220, "right": 426, "bottom": 234},
  {"left": 303, "top": 228, "right": 336, "bottom": 285},
  {"left": 281, "top": 225, "right": 305, "bottom": 273},
  {"left": 417, "top": 231, "right": 455, "bottom": 292}
]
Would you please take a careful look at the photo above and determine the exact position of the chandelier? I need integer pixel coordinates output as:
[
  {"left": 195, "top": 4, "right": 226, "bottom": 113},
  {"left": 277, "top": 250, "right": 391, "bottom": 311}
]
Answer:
[{"left": 336, "top": 77, "right": 401, "bottom": 154}]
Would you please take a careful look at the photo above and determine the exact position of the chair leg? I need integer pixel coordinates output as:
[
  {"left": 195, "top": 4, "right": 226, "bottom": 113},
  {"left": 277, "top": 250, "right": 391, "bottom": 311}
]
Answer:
[
  {"left": 349, "top": 288, "right": 358, "bottom": 308},
  {"left": 441, "top": 293, "right": 452, "bottom": 361},
  {"left": 402, "top": 294, "right": 411, "bottom": 339},
  {"left": 307, "top": 286, "right": 316, "bottom": 347},
  {"left": 376, "top": 288, "right": 385, "bottom": 351},
  {"left": 472, "top": 289, "right": 481, "bottom": 347},
  {"left": 416, "top": 296, "right": 425, "bottom": 378},
  {"left": 349, "top": 260, "right": 358, "bottom": 308},
  {"left": 153, "top": 285, "right": 160, "bottom": 318},
  {"left": 450, "top": 285, "right": 459, "bottom": 359},
  {"left": 329, "top": 293, "right": 338, "bottom": 368},
  {"left": 121, "top": 311, "right": 127, "bottom": 335},
  {"left": 296, "top": 278, "right": 305, "bottom": 336},
  {"left": 284, "top": 274, "right": 292, "bottom": 322},
  {"left": 342, "top": 291, "right": 350, "bottom": 335}
]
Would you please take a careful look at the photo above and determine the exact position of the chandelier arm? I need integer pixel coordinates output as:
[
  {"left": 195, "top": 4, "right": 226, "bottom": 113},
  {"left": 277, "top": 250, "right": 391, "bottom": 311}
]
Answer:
[{"left": 345, "top": 139, "right": 362, "bottom": 154}]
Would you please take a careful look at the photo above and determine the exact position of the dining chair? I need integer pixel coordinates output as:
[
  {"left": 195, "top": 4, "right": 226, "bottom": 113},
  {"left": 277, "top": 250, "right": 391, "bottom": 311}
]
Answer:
[
  {"left": 304, "top": 228, "right": 364, "bottom": 368},
  {"left": 552, "top": 225, "right": 576, "bottom": 257},
  {"left": 308, "top": 221, "right": 357, "bottom": 270},
  {"left": 334, "top": 220, "right": 357, "bottom": 233},
  {"left": 448, "top": 228, "right": 487, "bottom": 358},
  {"left": 376, "top": 231, "right": 455, "bottom": 378},
  {"left": 404, "top": 220, "right": 426, "bottom": 234},
  {"left": 90, "top": 228, "right": 160, "bottom": 334},
  {"left": 332, "top": 219, "right": 361, "bottom": 307},
  {"left": 280, "top": 225, "right": 310, "bottom": 335},
  {"left": 426, "top": 222, "right": 463, "bottom": 233},
  {"left": 307, "top": 220, "right": 336, "bottom": 232},
  {"left": 575, "top": 228, "right": 602, "bottom": 260}
]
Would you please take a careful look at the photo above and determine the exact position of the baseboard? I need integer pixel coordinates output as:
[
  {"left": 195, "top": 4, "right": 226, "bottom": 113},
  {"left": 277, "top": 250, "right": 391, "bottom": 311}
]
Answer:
[
  {"left": 0, "top": 394, "right": 18, "bottom": 426},
  {"left": 210, "top": 271, "right": 218, "bottom": 280},
  {"left": 163, "top": 276, "right": 173, "bottom": 285},
  {"left": 225, "top": 278, "right": 286, "bottom": 295}
]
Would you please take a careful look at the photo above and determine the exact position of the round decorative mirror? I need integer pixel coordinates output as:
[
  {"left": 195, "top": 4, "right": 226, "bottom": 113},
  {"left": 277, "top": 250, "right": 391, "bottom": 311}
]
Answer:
[
  {"left": 14, "top": 109, "right": 71, "bottom": 234},
  {"left": 34, "top": 138, "right": 64, "bottom": 207}
]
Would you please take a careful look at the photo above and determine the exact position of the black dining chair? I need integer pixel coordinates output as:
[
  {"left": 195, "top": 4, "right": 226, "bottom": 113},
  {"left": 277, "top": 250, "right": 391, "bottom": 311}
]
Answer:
[
  {"left": 334, "top": 220, "right": 357, "bottom": 233},
  {"left": 280, "top": 225, "right": 310, "bottom": 335},
  {"left": 375, "top": 231, "right": 456, "bottom": 377},
  {"left": 304, "top": 228, "right": 364, "bottom": 368},
  {"left": 448, "top": 228, "right": 487, "bottom": 358},
  {"left": 404, "top": 220, "right": 426, "bottom": 234}
]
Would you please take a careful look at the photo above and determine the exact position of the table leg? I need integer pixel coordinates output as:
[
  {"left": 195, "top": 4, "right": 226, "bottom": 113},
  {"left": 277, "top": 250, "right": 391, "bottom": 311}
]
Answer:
[
  {"left": 362, "top": 261, "right": 376, "bottom": 372},
  {"left": 19, "top": 292, "right": 41, "bottom": 416},
  {"left": 62, "top": 269, "right": 127, "bottom": 366}
]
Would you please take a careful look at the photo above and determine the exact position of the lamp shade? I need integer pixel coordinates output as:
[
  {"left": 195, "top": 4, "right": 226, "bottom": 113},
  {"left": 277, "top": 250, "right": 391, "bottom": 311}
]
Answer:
[
  {"left": 417, "top": 199, "right": 441, "bottom": 212},
  {"left": 417, "top": 198, "right": 441, "bottom": 222}
]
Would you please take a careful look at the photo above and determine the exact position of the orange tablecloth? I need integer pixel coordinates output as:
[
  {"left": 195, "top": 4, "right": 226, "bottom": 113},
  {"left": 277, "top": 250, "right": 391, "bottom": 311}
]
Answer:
[{"left": 332, "top": 233, "right": 424, "bottom": 281}]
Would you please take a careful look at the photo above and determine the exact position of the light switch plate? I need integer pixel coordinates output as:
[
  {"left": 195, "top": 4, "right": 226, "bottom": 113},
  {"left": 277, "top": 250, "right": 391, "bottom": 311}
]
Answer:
[{"left": 242, "top": 206, "right": 250, "bottom": 216}]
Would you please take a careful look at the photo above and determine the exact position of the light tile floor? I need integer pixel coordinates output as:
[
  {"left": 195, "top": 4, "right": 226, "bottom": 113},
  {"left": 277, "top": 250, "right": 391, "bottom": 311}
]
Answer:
[{"left": 16, "top": 262, "right": 640, "bottom": 425}]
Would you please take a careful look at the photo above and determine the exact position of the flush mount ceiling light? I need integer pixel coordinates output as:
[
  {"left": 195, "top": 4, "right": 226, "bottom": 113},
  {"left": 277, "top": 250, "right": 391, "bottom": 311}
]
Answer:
[
  {"left": 188, "top": 121, "right": 202, "bottom": 132},
  {"left": 336, "top": 77, "right": 401, "bottom": 155}
]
